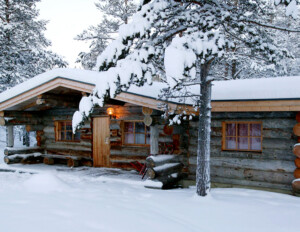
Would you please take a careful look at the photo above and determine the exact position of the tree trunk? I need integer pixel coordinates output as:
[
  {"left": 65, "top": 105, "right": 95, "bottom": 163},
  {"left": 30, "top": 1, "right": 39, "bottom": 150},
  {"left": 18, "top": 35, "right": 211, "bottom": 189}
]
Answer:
[{"left": 196, "top": 62, "right": 212, "bottom": 196}]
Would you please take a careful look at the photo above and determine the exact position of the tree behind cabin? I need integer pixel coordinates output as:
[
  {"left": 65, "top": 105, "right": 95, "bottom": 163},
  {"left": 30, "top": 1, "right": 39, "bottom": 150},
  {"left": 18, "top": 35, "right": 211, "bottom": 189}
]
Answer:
[
  {"left": 74, "top": 0, "right": 137, "bottom": 70},
  {"left": 0, "top": 0, "right": 67, "bottom": 92}
]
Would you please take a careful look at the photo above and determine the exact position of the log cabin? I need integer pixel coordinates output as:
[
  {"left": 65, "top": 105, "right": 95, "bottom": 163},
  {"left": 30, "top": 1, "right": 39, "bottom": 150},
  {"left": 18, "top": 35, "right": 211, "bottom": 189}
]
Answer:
[{"left": 0, "top": 68, "right": 299, "bottom": 194}]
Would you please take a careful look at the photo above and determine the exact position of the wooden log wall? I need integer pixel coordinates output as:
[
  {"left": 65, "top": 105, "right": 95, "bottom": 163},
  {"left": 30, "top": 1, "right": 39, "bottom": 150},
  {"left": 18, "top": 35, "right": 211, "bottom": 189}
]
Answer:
[
  {"left": 40, "top": 111, "right": 92, "bottom": 159},
  {"left": 188, "top": 112, "right": 297, "bottom": 192},
  {"left": 92, "top": 104, "right": 189, "bottom": 170}
]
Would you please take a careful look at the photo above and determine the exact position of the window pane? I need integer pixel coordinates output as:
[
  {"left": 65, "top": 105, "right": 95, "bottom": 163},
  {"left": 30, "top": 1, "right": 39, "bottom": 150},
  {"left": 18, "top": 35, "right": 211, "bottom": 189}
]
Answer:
[
  {"left": 125, "top": 133, "right": 134, "bottom": 144},
  {"left": 250, "top": 123, "right": 261, "bottom": 136},
  {"left": 226, "top": 137, "right": 236, "bottom": 149},
  {"left": 250, "top": 137, "right": 261, "bottom": 150},
  {"left": 238, "top": 123, "right": 248, "bottom": 136},
  {"left": 146, "top": 133, "right": 150, "bottom": 144},
  {"left": 66, "top": 132, "right": 73, "bottom": 140},
  {"left": 226, "top": 123, "right": 236, "bottom": 136},
  {"left": 135, "top": 122, "right": 145, "bottom": 133},
  {"left": 124, "top": 122, "right": 134, "bottom": 133},
  {"left": 74, "top": 132, "right": 81, "bottom": 141},
  {"left": 60, "top": 122, "right": 65, "bottom": 131},
  {"left": 66, "top": 123, "right": 72, "bottom": 131},
  {"left": 238, "top": 137, "right": 248, "bottom": 150},
  {"left": 135, "top": 133, "right": 145, "bottom": 144},
  {"left": 60, "top": 132, "right": 65, "bottom": 140}
]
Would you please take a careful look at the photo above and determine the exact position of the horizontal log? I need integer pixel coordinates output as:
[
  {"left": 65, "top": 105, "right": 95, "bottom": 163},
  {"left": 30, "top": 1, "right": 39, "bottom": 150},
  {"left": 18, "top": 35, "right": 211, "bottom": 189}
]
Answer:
[
  {"left": 4, "top": 155, "right": 23, "bottom": 164},
  {"left": 211, "top": 112, "right": 296, "bottom": 120},
  {"left": 147, "top": 163, "right": 183, "bottom": 179},
  {"left": 0, "top": 117, "right": 42, "bottom": 126},
  {"left": 4, "top": 147, "right": 44, "bottom": 156},
  {"left": 46, "top": 149, "right": 92, "bottom": 158},
  {"left": 43, "top": 156, "right": 68, "bottom": 165},
  {"left": 210, "top": 166, "right": 294, "bottom": 185},
  {"left": 190, "top": 126, "right": 294, "bottom": 139},
  {"left": 81, "top": 159, "right": 93, "bottom": 167},
  {"left": 188, "top": 156, "right": 294, "bottom": 173},
  {"left": 189, "top": 136, "right": 296, "bottom": 151},
  {"left": 110, "top": 146, "right": 150, "bottom": 156},
  {"left": 110, "top": 162, "right": 136, "bottom": 170},
  {"left": 211, "top": 176, "right": 292, "bottom": 191},
  {"left": 209, "top": 146, "right": 295, "bottom": 161},
  {"left": 4, "top": 154, "right": 44, "bottom": 164},
  {"left": 146, "top": 155, "right": 181, "bottom": 168},
  {"left": 45, "top": 138, "right": 92, "bottom": 146},
  {"left": 45, "top": 142, "right": 92, "bottom": 151},
  {"left": 110, "top": 155, "right": 147, "bottom": 162},
  {"left": 26, "top": 125, "right": 44, "bottom": 132}
]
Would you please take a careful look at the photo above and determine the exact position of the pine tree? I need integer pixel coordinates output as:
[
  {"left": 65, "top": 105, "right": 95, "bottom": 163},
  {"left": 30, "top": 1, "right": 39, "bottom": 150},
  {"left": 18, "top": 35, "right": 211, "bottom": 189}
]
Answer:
[
  {"left": 0, "top": 0, "right": 67, "bottom": 92},
  {"left": 73, "top": 0, "right": 299, "bottom": 196},
  {"left": 74, "top": 0, "right": 137, "bottom": 70}
]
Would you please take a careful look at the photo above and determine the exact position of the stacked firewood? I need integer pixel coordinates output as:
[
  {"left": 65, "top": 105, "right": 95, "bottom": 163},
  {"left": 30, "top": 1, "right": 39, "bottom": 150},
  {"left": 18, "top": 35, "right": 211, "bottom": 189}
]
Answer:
[
  {"left": 4, "top": 147, "right": 44, "bottom": 164},
  {"left": 145, "top": 155, "right": 184, "bottom": 189},
  {"left": 292, "top": 114, "right": 300, "bottom": 194},
  {"left": 3, "top": 148, "right": 93, "bottom": 167}
]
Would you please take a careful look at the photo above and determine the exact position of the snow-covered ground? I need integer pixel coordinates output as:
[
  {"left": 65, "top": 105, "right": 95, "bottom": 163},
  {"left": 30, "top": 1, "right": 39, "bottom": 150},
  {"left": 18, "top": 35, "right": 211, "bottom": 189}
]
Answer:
[{"left": 0, "top": 128, "right": 300, "bottom": 232}]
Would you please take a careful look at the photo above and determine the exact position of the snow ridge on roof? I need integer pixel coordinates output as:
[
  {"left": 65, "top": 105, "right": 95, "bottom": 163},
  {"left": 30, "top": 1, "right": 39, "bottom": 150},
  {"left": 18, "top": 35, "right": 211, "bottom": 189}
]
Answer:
[{"left": 0, "top": 68, "right": 100, "bottom": 103}]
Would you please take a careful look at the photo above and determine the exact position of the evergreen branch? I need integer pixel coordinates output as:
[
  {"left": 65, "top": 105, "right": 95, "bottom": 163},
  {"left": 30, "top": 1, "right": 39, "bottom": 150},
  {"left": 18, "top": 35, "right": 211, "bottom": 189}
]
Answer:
[{"left": 244, "top": 20, "right": 300, "bottom": 33}]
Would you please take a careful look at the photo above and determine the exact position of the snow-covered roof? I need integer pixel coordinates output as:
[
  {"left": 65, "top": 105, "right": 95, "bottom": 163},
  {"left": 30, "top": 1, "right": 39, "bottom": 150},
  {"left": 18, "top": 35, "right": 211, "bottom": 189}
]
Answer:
[
  {"left": 0, "top": 68, "right": 99, "bottom": 103},
  {"left": 0, "top": 68, "right": 300, "bottom": 106},
  {"left": 212, "top": 76, "right": 300, "bottom": 101},
  {"left": 127, "top": 76, "right": 300, "bottom": 102}
]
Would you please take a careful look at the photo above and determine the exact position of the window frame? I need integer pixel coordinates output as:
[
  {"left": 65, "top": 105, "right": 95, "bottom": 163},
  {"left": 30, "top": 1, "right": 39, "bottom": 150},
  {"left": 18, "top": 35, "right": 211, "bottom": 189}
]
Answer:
[
  {"left": 55, "top": 120, "right": 80, "bottom": 142},
  {"left": 222, "top": 121, "right": 263, "bottom": 152},
  {"left": 122, "top": 120, "right": 150, "bottom": 146}
]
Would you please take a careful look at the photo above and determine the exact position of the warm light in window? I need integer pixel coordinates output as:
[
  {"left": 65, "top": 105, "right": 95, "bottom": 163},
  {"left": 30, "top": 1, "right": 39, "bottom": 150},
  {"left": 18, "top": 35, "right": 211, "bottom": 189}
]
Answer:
[{"left": 107, "top": 107, "right": 114, "bottom": 116}]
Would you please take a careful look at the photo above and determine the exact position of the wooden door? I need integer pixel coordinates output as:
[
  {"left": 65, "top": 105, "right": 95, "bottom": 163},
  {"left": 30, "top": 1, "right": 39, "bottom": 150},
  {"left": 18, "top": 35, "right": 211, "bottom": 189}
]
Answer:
[{"left": 93, "top": 117, "right": 110, "bottom": 167}]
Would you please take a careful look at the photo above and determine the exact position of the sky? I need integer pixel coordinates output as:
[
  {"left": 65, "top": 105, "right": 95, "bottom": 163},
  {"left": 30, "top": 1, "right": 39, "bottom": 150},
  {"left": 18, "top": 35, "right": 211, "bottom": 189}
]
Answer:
[{"left": 37, "top": 0, "right": 101, "bottom": 68}]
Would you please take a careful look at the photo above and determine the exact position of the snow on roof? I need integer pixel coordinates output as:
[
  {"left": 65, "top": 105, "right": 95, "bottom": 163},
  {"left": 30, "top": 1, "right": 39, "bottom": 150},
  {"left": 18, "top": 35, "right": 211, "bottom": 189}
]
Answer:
[
  {"left": 127, "top": 76, "right": 300, "bottom": 102},
  {"left": 0, "top": 68, "right": 99, "bottom": 103},
  {"left": 212, "top": 76, "right": 300, "bottom": 101},
  {"left": 0, "top": 68, "right": 299, "bottom": 105}
]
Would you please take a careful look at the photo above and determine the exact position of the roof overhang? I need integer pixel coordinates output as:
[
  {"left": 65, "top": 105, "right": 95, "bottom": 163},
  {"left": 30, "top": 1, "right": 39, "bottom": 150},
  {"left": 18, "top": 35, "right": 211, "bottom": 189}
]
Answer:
[
  {"left": 0, "top": 78, "right": 95, "bottom": 111},
  {"left": 1, "top": 76, "right": 300, "bottom": 113}
]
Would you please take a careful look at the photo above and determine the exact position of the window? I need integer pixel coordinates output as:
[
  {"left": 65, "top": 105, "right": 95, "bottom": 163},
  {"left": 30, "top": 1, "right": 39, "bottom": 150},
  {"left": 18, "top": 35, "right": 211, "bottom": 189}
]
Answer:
[
  {"left": 222, "top": 122, "right": 262, "bottom": 152},
  {"left": 55, "top": 121, "right": 80, "bottom": 142},
  {"left": 123, "top": 121, "right": 150, "bottom": 146}
]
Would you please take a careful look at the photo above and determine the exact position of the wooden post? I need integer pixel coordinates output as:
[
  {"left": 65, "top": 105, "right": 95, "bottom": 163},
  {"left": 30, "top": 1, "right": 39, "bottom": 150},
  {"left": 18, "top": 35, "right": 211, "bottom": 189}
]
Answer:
[
  {"left": 150, "top": 125, "right": 159, "bottom": 155},
  {"left": 6, "top": 126, "right": 14, "bottom": 147}
]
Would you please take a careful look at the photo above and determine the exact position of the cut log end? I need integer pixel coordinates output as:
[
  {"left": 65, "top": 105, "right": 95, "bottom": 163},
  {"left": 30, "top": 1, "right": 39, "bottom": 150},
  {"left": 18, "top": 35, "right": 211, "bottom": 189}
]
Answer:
[
  {"left": 293, "top": 145, "right": 300, "bottom": 158},
  {"left": 43, "top": 157, "right": 54, "bottom": 165},
  {"left": 294, "top": 168, "right": 300, "bottom": 179},
  {"left": 295, "top": 158, "right": 300, "bottom": 168},
  {"left": 293, "top": 123, "right": 300, "bottom": 136},
  {"left": 292, "top": 180, "right": 300, "bottom": 194},
  {"left": 67, "top": 159, "right": 80, "bottom": 167},
  {"left": 147, "top": 168, "right": 156, "bottom": 179}
]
